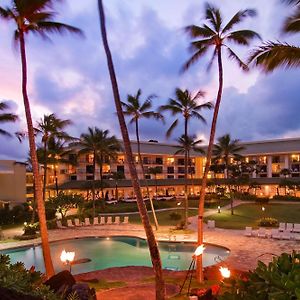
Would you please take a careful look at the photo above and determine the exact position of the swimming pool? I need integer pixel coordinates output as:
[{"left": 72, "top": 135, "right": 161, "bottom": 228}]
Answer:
[{"left": 1, "top": 236, "right": 230, "bottom": 275}]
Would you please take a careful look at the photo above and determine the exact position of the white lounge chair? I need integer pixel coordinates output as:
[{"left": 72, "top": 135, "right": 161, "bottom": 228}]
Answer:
[
  {"left": 286, "top": 223, "right": 293, "bottom": 232},
  {"left": 282, "top": 230, "right": 292, "bottom": 240},
  {"left": 271, "top": 229, "right": 281, "bottom": 239},
  {"left": 257, "top": 227, "right": 267, "bottom": 238},
  {"left": 93, "top": 217, "right": 99, "bottom": 225},
  {"left": 207, "top": 220, "right": 215, "bottom": 229},
  {"left": 114, "top": 216, "right": 120, "bottom": 225},
  {"left": 67, "top": 219, "right": 74, "bottom": 227},
  {"left": 123, "top": 216, "right": 129, "bottom": 224},
  {"left": 294, "top": 234, "right": 300, "bottom": 241},
  {"left": 56, "top": 220, "right": 66, "bottom": 229},
  {"left": 74, "top": 218, "right": 82, "bottom": 226},
  {"left": 100, "top": 216, "right": 105, "bottom": 225},
  {"left": 106, "top": 216, "right": 112, "bottom": 224},
  {"left": 293, "top": 223, "right": 300, "bottom": 233},
  {"left": 84, "top": 218, "right": 91, "bottom": 226},
  {"left": 244, "top": 227, "right": 253, "bottom": 237},
  {"left": 279, "top": 223, "right": 285, "bottom": 232}
]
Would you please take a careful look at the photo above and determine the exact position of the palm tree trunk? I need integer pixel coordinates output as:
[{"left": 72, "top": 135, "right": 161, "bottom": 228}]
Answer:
[
  {"left": 100, "top": 153, "right": 104, "bottom": 198},
  {"left": 184, "top": 118, "right": 189, "bottom": 229},
  {"left": 31, "top": 181, "right": 36, "bottom": 224},
  {"left": 19, "top": 31, "right": 54, "bottom": 278},
  {"left": 92, "top": 150, "right": 96, "bottom": 218},
  {"left": 97, "top": 2, "right": 165, "bottom": 298},
  {"left": 135, "top": 119, "right": 159, "bottom": 230},
  {"left": 197, "top": 47, "right": 223, "bottom": 282},
  {"left": 43, "top": 139, "right": 48, "bottom": 202},
  {"left": 54, "top": 168, "right": 59, "bottom": 196}
]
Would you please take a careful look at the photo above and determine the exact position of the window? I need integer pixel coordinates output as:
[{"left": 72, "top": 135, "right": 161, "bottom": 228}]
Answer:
[
  {"left": 291, "top": 154, "right": 300, "bottom": 162},
  {"left": 86, "top": 165, "right": 94, "bottom": 174},
  {"left": 178, "top": 167, "right": 185, "bottom": 174},
  {"left": 178, "top": 175, "right": 185, "bottom": 179},
  {"left": 167, "top": 167, "right": 174, "bottom": 174},
  {"left": 86, "top": 175, "right": 94, "bottom": 180},
  {"left": 167, "top": 157, "right": 174, "bottom": 164},
  {"left": 70, "top": 175, "right": 77, "bottom": 181},
  {"left": 117, "top": 165, "right": 125, "bottom": 174},
  {"left": 156, "top": 157, "right": 163, "bottom": 164},
  {"left": 167, "top": 175, "right": 174, "bottom": 179},
  {"left": 177, "top": 158, "right": 185, "bottom": 165},
  {"left": 86, "top": 154, "right": 94, "bottom": 163},
  {"left": 143, "top": 157, "right": 149, "bottom": 164},
  {"left": 272, "top": 156, "right": 280, "bottom": 163},
  {"left": 145, "top": 174, "right": 151, "bottom": 179},
  {"left": 188, "top": 167, "right": 195, "bottom": 174},
  {"left": 68, "top": 153, "right": 77, "bottom": 164}
]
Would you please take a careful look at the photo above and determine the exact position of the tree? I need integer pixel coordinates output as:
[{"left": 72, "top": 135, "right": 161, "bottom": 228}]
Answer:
[
  {"left": 47, "top": 192, "right": 84, "bottom": 222},
  {"left": 122, "top": 89, "right": 163, "bottom": 230},
  {"left": 160, "top": 88, "right": 212, "bottom": 228},
  {"left": 110, "top": 171, "right": 125, "bottom": 201},
  {"left": 148, "top": 166, "right": 163, "bottom": 200},
  {"left": 0, "top": 0, "right": 82, "bottom": 278},
  {"left": 183, "top": 3, "right": 260, "bottom": 282},
  {"left": 97, "top": 1, "right": 166, "bottom": 298},
  {"left": 249, "top": 1, "right": 300, "bottom": 71},
  {"left": 35, "top": 114, "right": 73, "bottom": 201},
  {"left": 212, "top": 134, "right": 244, "bottom": 178},
  {"left": 0, "top": 101, "right": 18, "bottom": 137}
]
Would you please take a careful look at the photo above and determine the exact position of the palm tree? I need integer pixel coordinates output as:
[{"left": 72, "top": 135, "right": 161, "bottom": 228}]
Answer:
[
  {"left": 212, "top": 134, "right": 244, "bottom": 179},
  {"left": 148, "top": 166, "right": 163, "bottom": 200},
  {"left": 183, "top": 3, "right": 260, "bottom": 281},
  {"left": 249, "top": 1, "right": 300, "bottom": 71},
  {"left": 122, "top": 89, "right": 163, "bottom": 230},
  {"left": 97, "top": 1, "right": 165, "bottom": 298},
  {"left": 174, "top": 135, "right": 205, "bottom": 196},
  {"left": 0, "top": 0, "right": 82, "bottom": 278},
  {"left": 160, "top": 88, "right": 212, "bottom": 228},
  {"left": 110, "top": 171, "right": 125, "bottom": 201},
  {"left": 0, "top": 101, "right": 18, "bottom": 137},
  {"left": 35, "top": 114, "right": 72, "bottom": 201}
]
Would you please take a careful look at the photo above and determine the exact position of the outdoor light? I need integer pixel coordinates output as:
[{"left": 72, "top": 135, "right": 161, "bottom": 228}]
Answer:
[
  {"left": 24, "top": 222, "right": 27, "bottom": 226},
  {"left": 218, "top": 205, "right": 221, "bottom": 213},
  {"left": 177, "top": 202, "right": 182, "bottom": 206},
  {"left": 60, "top": 249, "right": 75, "bottom": 272},
  {"left": 262, "top": 206, "right": 265, "bottom": 212},
  {"left": 219, "top": 266, "right": 231, "bottom": 278},
  {"left": 194, "top": 244, "right": 205, "bottom": 257}
]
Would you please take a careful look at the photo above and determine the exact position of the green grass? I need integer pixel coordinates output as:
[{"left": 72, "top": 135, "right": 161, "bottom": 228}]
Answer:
[
  {"left": 85, "top": 279, "right": 127, "bottom": 291},
  {"left": 205, "top": 203, "right": 300, "bottom": 229}
]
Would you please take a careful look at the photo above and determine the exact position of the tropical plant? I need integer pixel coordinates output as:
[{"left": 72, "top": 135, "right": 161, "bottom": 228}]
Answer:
[
  {"left": 183, "top": 3, "right": 260, "bottom": 281},
  {"left": 0, "top": 0, "right": 82, "bottom": 278},
  {"left": 0, "top": 101, "right": 18, "bottom": 137},
  {"left": 160, "top": 88, "right": 212, "bottom": 229},
  {"left": 212, "top": 134, "right": 244, "bottom": 178},
  {"left": 249, "top": 1, "right": 300, "bottom": 71},
  {"left": 110, "top": 171, "right": 125, "bottom": 201},
  {"left": 122, "top": 89, "right": 163, "bottom": 230},
  {"left": 35, "top": 113, "right": 73, "bottom": 201},
  {"left": 148, "top": 166, "right": 163, "bottom": 200},
  {"left": 97, "top": 1, "right": 166, "bottom": 298}
]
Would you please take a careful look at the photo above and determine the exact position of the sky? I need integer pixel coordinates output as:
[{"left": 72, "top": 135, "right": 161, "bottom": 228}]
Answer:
[{"left": 0, "top": 0, "right": 299, "bottom": 161}]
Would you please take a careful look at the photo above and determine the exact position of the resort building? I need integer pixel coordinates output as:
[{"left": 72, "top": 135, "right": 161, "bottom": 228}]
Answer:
[{"left": 43, "top": 137, "right": 300, "bottom": 200}]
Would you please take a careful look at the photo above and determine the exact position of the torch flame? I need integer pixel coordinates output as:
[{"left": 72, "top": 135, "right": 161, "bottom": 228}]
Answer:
[
  {"left": 60, "top": 250, "right": 75, "bottom": 263},
  {"left": 219, "top": 266, "right": 230, "bottom": 278},
  {"left": 194, "top": 244, "right": 205, "bottom": 257}
]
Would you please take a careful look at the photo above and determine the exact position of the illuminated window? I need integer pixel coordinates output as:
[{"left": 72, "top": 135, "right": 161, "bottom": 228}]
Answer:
[
  {"left": 167, "top": 157, "right": 174, "bottom": 164},
  {"left": 291, "top": 154, "right": 300, "bottom": 162},
  {"left": 86, "top": 154, "right": 94, "bottom": 163}
]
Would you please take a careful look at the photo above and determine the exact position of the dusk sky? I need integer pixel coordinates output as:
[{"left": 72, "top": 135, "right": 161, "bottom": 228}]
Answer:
[{"left": 0, "top": 0, "right": 299, "bottom": 161}]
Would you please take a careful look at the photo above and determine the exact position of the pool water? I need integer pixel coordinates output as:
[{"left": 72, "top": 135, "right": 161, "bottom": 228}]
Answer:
[{"left": 1, "top": 236, "right": 230, "bottom": 275}]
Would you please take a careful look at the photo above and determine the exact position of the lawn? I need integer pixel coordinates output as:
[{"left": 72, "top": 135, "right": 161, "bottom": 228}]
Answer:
[{"left": 205, "top": 203, "right": 300, "bottom": 229}]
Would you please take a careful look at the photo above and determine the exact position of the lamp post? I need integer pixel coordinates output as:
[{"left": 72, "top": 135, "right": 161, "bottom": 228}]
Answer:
[
  {"left": 217, "top": 205, "right": 221, "bottom": 213},
  {"left": 60, "top": 250, "right": 75, "bottom": 273}
]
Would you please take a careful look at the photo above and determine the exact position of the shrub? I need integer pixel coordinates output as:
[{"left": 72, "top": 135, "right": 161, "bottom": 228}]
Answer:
[
  {"left": 255, "top": 197, "right": 269, "bottom": 204},
  {"left": 272, "top": 195, "right": 300, "bottom": 202},
  {"left": 258, "top": 217, "right": 278, "bottom": 227},
  {"left": 169, "top": 212, "right": 182, "bottom": 221},
  {"left": 23, "top": 223, "right": 37, "bottom": 236},
  {"left": 233, "top": 192, "right": 258, "bottom": 201},
  {"left": 219, "top": 251, "right": 300, "bottom": 300}
]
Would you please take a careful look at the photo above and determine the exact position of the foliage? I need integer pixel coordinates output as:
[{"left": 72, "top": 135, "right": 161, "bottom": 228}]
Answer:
[
  {"left": 258, "top": 217, "right": 279, "bottom": 227},
  {"left": 272, "top": 195, "right": 300, "bottom": 201},
  {"left": 219, "top": 251, "right": 300, "bottom": 299},
  {"left": 0, "top": 204, "right": 32, "bottom": 225},
  {"left": 0, "top": 101, "right": 18, "bottom": 137},
  {"left": 169, "top": 212, "right": 182, "bottom": 221},
  {"left": 255, "top": 197, "right": 270, "bottom": 204},
  {"left": 23, "top": 223, "right": 38, "bottom": 236},
  {"left": 0, "top": 255, "right": 58, "bottom": 300},
  {"left": 47, "top": 192, "right": 84, "bottom": 220}
]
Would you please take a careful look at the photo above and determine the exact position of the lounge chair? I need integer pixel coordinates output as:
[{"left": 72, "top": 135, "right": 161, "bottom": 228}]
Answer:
[
  {"left": 257, "top": 227, "right": 267, "bottom": 238},
  {"left": 123, "top": 216, "right": 129, "bottom": 224},
  {"left": 106, "top": 216, "right": 112, "bottom": 225},
  {"left": 56, "top": 220, "right": 66, "bottom": 229},
  {"left": 84, "top": 218, "right": 91, "bottom": 226},
  {"left": 100, "top": 216, "right": 105, "bottom": 225},
  {"left": 271, "top": 229, "right": 281, "bottom": 239},
  {"left": 114, "top": 216, "right": 120, "bottom": 225},
  {"left": 93, "top": 217, "right": 99, "bottom": 225},
  {"left": 207, "top": 220, "right": 215, "bottom": 229},
  {"left": 293, "top": 223, "right": 300, "bottom": 233},
  {"left": 279, "top": 223, "right": 285, "bottom": 232},
  {"left": 244, "top": 227, "right": 253, "bottom": 237},
  {"left": 67, "top": 219, "right": 74, "bottom": 227},
  {"left": 294, "top": 234, "right": 300, "bottom": 241},
  {"left": 286, "top": 223, "right": 293, "bottom": 232},
  {"left": 282, "top": 230, "right": 292, "bottom": 240},
  {"left": 74, "top": 218, "right": 82, "bottom": 227}
]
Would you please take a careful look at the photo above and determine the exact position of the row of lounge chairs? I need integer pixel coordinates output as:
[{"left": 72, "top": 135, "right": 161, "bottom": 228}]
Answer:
[
  {"left": 278, "top": 222, "right": 300, "bottom": 233},
  {"left": 56, "top": 216, "right": 129, "bottom": 229},
  {"left": 244, "top": 226, "right": 300, "bottom": 240}
]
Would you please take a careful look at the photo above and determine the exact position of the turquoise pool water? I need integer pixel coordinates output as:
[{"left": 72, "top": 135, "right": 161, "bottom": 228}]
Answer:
[{"left": 1, "top": 236, "right": 230, "bottom": 274}]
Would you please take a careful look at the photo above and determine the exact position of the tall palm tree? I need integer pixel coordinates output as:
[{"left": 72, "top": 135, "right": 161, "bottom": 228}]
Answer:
[
  {"left": 212, "top": 134, "right": 244, "bottom": 179},
  {"left": 0, "top": 0, "right": 82, "bottom": 278},
  {"left": 249, "top": 1, "right": 300, "bottom": 71},
  {"left": 183, "top": 3, "right": 260, "bottom": 282},
  {"left": 121, "top": 89, "right": 163, "bottom": 230},
  {"left": 148, "top": 166, "right": 163, "bottom": 200},
  {"left": 97, "top": 1, "right": 165, "bottom": 298},
  {"left": 35, "top": 113, "right": 72, "bottom": 201},
  {"left": 160, "top": 88, "right": 212, "bottom": 228},
  {"left": 0, "top": 101, "right": 18, "bottom": 137}
]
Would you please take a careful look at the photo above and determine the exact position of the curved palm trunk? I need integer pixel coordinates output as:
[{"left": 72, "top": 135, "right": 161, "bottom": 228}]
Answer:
[
  {"left": 184, "top": 118, "right": 189, "bottom": 229},
  {"left": 43, "top": 139, "right": 48, "bottom": 201},
  {"left": 97, "top": 2, "right": 165, "bottom": 298},
  {"left": 135, "top": 119, "right": 159, "bottom": 230},
  {"left": 197, "top": 47, "right": 223, "bottom": 282},
  {"left": 19, "top": 31, "right": 54, "bottom": 278}
]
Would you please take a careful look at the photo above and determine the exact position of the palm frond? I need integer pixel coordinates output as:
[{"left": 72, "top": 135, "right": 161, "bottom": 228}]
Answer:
[
  {"left": 0, "top": 128, "right": 12, "bottom": 137},
  {"left": 226, "top": 30, "right": 261, "bottom": 46},
  {"left": 166, "top": 119, "right": 178, "bottom": 138},
  {"left": 205, "top": 3, "right": 222, "bottom": 32},
  {"left": 35, "top": 21, "right": 83, "bottom": 37},
  {"left": 283, "top": 8, "right": 300, "bottom": 33},
  {"left": 181, "top": 45, "right": 209, "bottom": 72},
  {"left": 185, "top": 24, "right": 216, "bottom": 38},
  {"left": 226, "top": 46, "right": 249, "bottom": 71}
]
